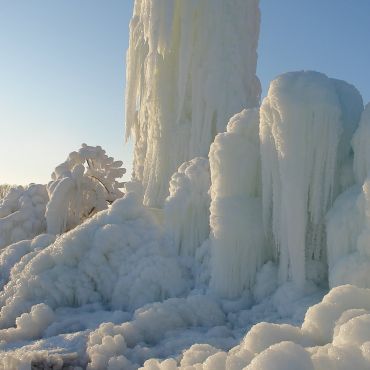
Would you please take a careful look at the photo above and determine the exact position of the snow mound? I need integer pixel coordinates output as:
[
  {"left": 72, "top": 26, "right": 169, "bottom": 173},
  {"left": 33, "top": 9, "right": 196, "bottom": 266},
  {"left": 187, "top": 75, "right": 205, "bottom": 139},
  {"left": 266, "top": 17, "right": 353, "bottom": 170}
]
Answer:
[
  {"left": 0, "top": 193, "right": 188, "bottom": 332},
  {"left": 0, "top": 233, "right": 55, "bottom": 289},
  {"left": 0, "top": 184, "right": 48, "bottom": 249},
  {"left": 87, "top": 295, "right": 225, "bottom": 369},
  {"left": 260, "top": 71, "right": 363, "bottom": 289},
  {"left": 137, "top": 285, "right": 370, "bottom": 370},
  {"left": 0, "top": 303, "right": 55, "bottom": 343},
  {"left": 126, "top": 0, "right": 261, "bottom": 206}
]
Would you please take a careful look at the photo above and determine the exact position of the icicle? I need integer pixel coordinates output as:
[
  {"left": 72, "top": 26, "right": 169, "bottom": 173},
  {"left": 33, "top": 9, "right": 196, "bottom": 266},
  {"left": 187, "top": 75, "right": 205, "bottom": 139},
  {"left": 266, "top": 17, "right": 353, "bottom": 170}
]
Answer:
[
  {"left": 125, "top": 0, "right": 261, "bottom": 207},
  {"left": 164, "top": 157, "right": 211, "bottom": 258},
  {"left": 260, "top": 71, "right": 363, "bottom": 289},
  {"left": 209, "top": 109, "right": 266, "bottom": 299},
  {"left": 352, "top": 104, "right": 370, "bottom": 185}
]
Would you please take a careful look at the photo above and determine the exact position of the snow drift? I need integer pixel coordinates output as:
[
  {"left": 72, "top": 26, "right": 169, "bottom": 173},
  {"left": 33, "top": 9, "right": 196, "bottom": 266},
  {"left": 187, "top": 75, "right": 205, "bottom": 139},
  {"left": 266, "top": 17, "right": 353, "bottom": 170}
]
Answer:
[
  {"left": 137, "top": 285, "right": 370, "bottom": 370},
  {"left": 0, "top": 193, "right": 187, "bottom": 332}
]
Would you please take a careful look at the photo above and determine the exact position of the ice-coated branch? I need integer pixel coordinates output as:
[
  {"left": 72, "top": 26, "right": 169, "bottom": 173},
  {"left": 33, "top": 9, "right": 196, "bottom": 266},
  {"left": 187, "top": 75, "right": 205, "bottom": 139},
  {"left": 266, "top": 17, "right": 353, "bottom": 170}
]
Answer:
[{"left": 46, "top": 144, "right": 126, "bottom": 235}]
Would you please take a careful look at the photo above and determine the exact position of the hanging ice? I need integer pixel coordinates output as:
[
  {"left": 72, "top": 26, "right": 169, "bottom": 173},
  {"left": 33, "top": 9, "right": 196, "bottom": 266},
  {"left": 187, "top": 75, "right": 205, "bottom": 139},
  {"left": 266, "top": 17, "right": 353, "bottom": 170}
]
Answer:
[
  {"left": 125, "top": 0, "right": 261, "bottom": 206},
  {"left": 164, "top": 157, "right": 211, "bottom": 258},
  {"left": 353, "top": 103, "right": 370, "bottom": 185},
  {"left": 209, "top": 109, "right": 266, "bottom": 299},
  {"left": 260, "top": 71, "right": 363, "bottom": 289},
  {"left": 327, "top": 104, "right": 370, "bottom": 288},
  {"left": 0, "top": 185, "right": 48, "bottom": 249}
]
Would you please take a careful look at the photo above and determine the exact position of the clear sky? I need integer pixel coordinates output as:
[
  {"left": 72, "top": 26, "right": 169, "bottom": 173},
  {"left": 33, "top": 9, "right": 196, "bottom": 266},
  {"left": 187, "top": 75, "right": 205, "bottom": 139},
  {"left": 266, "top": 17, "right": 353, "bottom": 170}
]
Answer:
[{"left": 1, "top": 0, "right": 369, "bottom": 185}]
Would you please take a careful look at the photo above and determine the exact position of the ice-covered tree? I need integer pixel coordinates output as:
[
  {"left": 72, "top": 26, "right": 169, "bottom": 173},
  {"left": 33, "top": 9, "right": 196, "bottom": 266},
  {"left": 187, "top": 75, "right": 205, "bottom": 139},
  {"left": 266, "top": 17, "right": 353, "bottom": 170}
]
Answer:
[
  {"left": 0, "top": 184, "right": 12, "bottom": 200},
  {"left": 0, "top": 185, "right": 48, "bottom": 249},
  {"left": 46, "top": 144, "right": 126, "bottom": 235}
]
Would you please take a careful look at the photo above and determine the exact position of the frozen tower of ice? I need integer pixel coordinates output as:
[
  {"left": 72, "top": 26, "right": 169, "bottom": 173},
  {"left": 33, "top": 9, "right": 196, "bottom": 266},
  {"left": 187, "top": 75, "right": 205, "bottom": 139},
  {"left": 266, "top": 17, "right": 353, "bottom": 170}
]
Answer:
[
  {"left": 125, "top": 0, "right": 261, "bottom": 206},
  {"left": 260, "top": 71, "right": 363, "bottom": 289},
  {"left": 209, "top": 109, "right": 266, "bottom": 299}
]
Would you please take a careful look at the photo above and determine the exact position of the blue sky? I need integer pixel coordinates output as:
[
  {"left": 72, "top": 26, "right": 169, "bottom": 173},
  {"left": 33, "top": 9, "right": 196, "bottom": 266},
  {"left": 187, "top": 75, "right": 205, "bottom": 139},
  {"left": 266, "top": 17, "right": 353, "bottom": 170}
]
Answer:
[{"left": 1, "top": 0, "right": 369, "bottom": 185}]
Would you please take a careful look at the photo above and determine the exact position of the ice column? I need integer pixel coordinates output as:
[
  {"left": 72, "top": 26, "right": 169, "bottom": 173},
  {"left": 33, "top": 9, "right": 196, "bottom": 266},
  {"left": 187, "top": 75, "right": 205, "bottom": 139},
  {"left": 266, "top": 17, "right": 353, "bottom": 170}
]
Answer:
[
  {"left": 353, "top": 104, "right": 370, "bottom": 185},
  {"left": 209, "top": 109, "right": 266, "bottom": 299},
  {"left": 125, "top": 0, "right": 261, "bottom": 206},
  {"left": 327, "top": 104, "right": 370, "bottom": 288},
  {"left": 260, "top": 71, "right": 363, "bottom": 289},
  {"left": 164, "top": 157, "right": 211, "bottom": 258}
]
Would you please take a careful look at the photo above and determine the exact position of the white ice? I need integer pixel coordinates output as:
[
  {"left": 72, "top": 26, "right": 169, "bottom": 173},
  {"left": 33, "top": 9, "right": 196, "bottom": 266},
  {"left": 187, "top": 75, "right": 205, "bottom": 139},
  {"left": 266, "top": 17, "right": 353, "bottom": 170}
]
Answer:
[
  {"left": 125, "top": 0, "right": 261, "bottom": 206},
  {"left": 46, "top": 144, "right": 126, "bottom": 235},
  {"left": 209, "top": 109, "right": 266, "bottom": 299},
  {"left": 164, "top": 157, "right": 211, "bottom": 258},
  {"left": 0, "top": 184, "right": 48, "bottom": 249},
  {"left": 1, "top": 0, "right": 370, "bottom": 369},
  {"left": 260, "top": 71, "right": 363, "bottom": 289}
]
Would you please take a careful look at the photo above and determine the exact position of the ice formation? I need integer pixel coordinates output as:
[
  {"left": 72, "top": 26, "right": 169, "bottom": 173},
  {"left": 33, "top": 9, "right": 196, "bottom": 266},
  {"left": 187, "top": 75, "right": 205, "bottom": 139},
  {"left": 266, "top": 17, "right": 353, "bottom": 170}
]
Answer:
[
  {"left": 0, "top": 233, "right": 55, "bottom": 290},
  {"left": 260, "top": 71, "right": 363, "bottom": 289},
  {"left": 0, "top": 185, "right": 11, "bottom": 200},
  {"left": 353, "top": 103, "right": 370, "bottom": 184},
  {"left": 125, "top": 0, "right": 261, "bottom": 206},
  {"left": 46, "top": 144, "right": 126, "bottom": 234},
  {"left": 2, "top": 1, "right": 370, "bottom": 369},
  {"left": 164, "top": 157, "right": 210, "bottom": 258},
  {"left": 134, "top": 285, "right": 370, "bottom": 370},
  {"left": 326, "top": 105, "right": 370, "bottom": 288},
  {"left": 0, "top": 184, "right": 48, "bottom": 249},
  {"left": 209, "top": 109, "right": 266, "bottom": 299},
  {"left": 0, "top": 193, "right": 187, "bottom": 332},
  {"left": 86, "top": 295, "right": 225, "bottom": 370}
]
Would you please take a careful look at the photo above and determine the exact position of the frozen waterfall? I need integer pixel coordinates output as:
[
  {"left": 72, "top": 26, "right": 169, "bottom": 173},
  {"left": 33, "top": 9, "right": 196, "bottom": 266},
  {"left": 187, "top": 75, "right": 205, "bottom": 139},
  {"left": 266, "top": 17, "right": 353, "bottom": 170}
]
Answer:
[
  {"left": 260, "top": 71, "right": 363, "bottom": 289},
  {"left": 125, "top": 0, "right": 261, "bottom": 206},
  {"left": 209, "top": 109, "right": 266, "bottom": 299}
]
